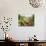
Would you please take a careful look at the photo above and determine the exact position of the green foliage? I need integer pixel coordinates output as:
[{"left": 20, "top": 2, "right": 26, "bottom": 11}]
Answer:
[{"left": 18, "top": 14, "right": 34, "bottom": 26}]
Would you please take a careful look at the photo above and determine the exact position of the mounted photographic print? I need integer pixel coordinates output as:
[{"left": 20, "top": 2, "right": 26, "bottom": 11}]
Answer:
[{"left": 18, "top": 14, "right": 34, "bottom": 26}]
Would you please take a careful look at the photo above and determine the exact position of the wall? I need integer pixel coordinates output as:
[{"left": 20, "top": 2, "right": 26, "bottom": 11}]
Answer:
[
  {"left": 0, "top": 0, "right": 46, "bottom": 40},
  {"left": 44, "top": 15, "right": 46, "bottom": 40}
]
